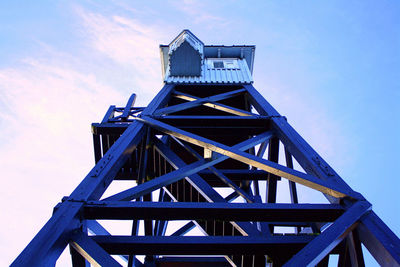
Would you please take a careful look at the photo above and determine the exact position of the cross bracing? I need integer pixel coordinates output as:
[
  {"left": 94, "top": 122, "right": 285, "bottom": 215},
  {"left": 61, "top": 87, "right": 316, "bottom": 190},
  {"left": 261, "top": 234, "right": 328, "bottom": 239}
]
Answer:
[{"left": 12, "top": 83, "right": 400, "bottom": 266}]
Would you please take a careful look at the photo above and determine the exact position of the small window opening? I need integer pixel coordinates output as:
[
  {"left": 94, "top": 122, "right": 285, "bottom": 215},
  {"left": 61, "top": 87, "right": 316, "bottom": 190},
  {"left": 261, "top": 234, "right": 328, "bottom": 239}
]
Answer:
[
  {"left": 213, "top": 61, "right": 224, "bottom": 68},
  {"left": 207, "top": 58, "right": 239, "bottom": 69}
]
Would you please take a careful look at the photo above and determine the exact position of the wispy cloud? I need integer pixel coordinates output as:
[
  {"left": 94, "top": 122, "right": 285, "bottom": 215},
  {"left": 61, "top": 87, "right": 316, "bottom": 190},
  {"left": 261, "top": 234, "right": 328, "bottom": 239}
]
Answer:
[
  {"left": 1, "top": 2, "right": 365, "bottom": 265},
  {"left": 256, "top": 81, "right": 355, "bottom": 170},
  {"left": 0, "top": 48, "right": 129, "bottom": 263},
  {"left": 1, "top": 2, "right": 178, "bottom": 262},
  {"left": 75, "top": 6, "right": 168, "bottom": 98},
  {"left": 169, "top": 0, "right": 231, "bottom": 27}
]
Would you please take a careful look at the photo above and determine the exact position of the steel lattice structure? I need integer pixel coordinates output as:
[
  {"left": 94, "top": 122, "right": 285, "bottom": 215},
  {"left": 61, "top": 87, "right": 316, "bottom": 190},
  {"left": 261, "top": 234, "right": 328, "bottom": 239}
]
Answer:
[{"left": 12, "top": 30, "right": 400, "bottom": 266}]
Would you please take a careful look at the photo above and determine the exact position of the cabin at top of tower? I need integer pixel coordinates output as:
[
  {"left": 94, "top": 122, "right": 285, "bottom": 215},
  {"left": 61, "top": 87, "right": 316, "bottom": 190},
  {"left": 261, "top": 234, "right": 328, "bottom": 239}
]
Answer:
[{"left": 160, "top": 29, "right": 255, "bottom": 84}]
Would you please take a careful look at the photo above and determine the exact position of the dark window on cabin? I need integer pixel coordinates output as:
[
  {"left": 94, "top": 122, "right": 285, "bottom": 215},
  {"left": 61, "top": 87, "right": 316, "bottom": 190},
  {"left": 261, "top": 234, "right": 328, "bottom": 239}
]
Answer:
[{"left": 213, "top": 61, "right": 224, "bottom": 68}]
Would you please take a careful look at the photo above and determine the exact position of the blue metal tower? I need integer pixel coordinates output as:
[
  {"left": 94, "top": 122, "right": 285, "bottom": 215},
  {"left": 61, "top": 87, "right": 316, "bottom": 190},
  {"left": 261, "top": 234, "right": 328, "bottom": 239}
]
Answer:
[{"left": 12, "top": 30, "right": 400, "bottom": 266}]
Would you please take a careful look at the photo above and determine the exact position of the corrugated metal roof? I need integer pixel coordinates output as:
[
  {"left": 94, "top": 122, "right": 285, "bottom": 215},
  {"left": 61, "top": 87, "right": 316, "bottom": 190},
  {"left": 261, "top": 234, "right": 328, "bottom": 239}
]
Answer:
[
  {"left": 164, "top": 58, "right": 253, "bottom": 84},
  {"left": 160, "top": 30, "right": 255, "bottom": 84},
  {"left": 160, "top": 45, "right": 256, "bottom": 77}
]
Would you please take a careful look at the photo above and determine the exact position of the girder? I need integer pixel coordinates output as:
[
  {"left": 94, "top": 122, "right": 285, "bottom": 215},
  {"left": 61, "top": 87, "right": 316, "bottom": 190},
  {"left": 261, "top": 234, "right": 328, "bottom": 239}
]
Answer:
[{"left": 12, "top": 32, "right": 400, "bottom": 267}]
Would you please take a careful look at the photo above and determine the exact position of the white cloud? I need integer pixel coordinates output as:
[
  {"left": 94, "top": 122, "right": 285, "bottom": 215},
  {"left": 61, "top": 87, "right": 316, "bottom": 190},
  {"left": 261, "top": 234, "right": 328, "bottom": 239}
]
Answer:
[
  {"left": 0, "top": 51, "right": 129, "bottom": 264},
  {"left": 75, "top": 6, "right": 168, "bottom": 99},
  {"left": 0, "top": 3, "right": 179, "bottom": 263},
  {"left": 2, "top": 2, "right": 365, "bottom": 265},
  {"left": 169, "top": 0, "right": 231, "bottom": 26},
  {"left": 253, "top": 76, "right": 355, "bottom": 173}
]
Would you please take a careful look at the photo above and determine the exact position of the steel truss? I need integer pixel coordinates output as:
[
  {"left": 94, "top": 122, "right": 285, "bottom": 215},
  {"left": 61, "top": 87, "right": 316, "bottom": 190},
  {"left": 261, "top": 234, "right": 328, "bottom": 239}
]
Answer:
[{"left": 12, "top": 84, "right": 400, "bottom": 266}]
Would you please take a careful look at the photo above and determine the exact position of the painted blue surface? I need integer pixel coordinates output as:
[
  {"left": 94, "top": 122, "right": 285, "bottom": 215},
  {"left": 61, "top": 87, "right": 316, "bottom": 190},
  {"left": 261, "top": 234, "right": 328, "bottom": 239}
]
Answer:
[
  {"left": 168, "top": 30, "right": 203, "bottom": 56},
  {"left": 2, "top": 2, "right": 400, "bottom": 266},
  {"left": 168, "top": 30, "right": 203, "bottom": 76},
  {"left": 160, "top": 45, "right": 256, "bottom": 78},
  {"left": 161, "top": 31, "right": 255, "bottom": 83},
  {"left": 164, "top": 58, "right": 253, "bottom": 84}
]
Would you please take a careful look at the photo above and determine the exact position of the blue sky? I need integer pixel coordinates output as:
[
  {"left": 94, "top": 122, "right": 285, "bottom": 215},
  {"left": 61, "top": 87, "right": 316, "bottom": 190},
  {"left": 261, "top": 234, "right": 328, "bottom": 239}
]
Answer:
[{"left": 1, "top": 1, "right": 399, "bottom": 266}]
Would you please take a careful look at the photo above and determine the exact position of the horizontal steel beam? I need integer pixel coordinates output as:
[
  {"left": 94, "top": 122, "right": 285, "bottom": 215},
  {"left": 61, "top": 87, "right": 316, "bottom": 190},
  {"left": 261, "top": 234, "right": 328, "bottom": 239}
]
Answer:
[
  {"left": 156, "top": 256, "right": 230, "bottom": 267},
  {"left": 83, "top": 202, "right": 345, "bottom": 222},
  {"left": 92, "top": 115, "right": 270, "bottom": 136},
  {"left": 153, "top": 115, "right": 270, "bottom": 127},
  {"left": 91, "top": 235, "right": 315, "bottom": 255},
  {"left": 92, "top": 123, "right": 128, "bottom": 135},
  {"left": 198, "top": 169, "right": 269, "bottom": 180},
  {"left": 113, "top": 169, "right": 270, "bottom": 182}
]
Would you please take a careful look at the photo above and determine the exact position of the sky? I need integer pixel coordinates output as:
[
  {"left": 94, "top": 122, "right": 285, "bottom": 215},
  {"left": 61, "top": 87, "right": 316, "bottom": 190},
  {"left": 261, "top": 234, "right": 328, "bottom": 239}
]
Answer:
[{"left": 1, "top": 1, "right": 399, "bottom": 266}]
